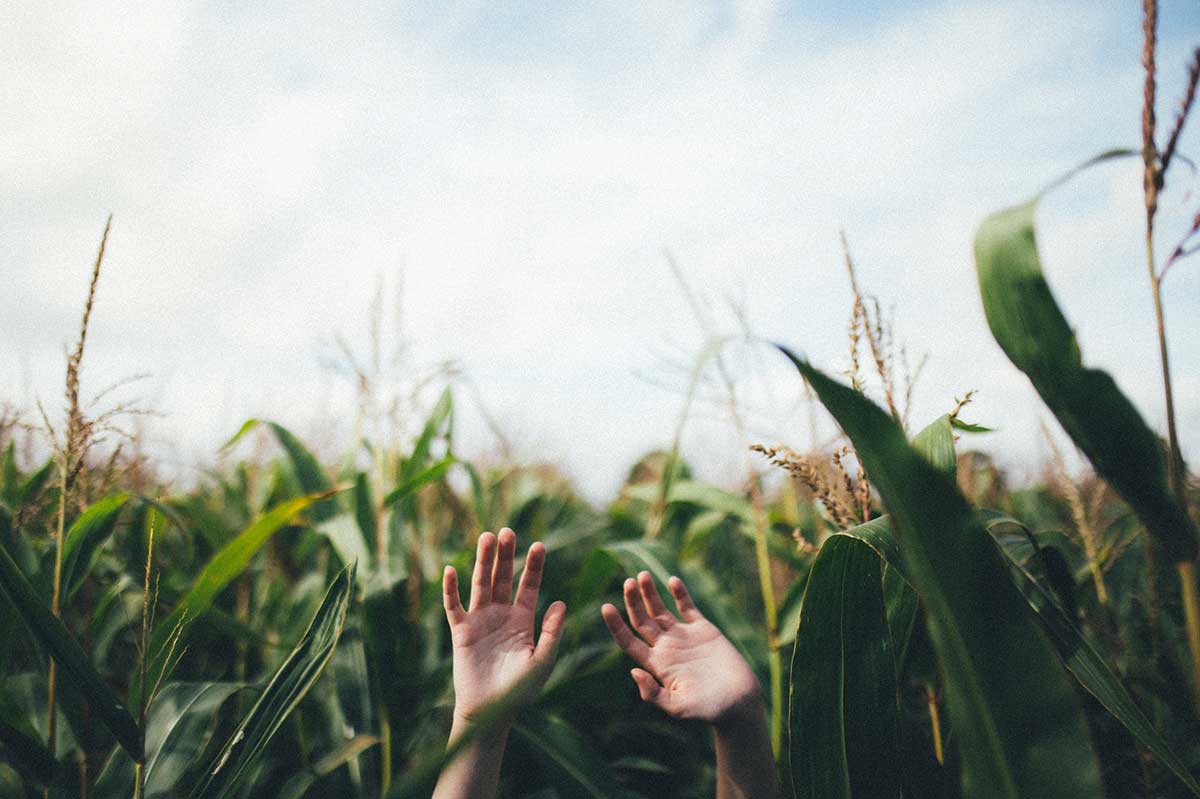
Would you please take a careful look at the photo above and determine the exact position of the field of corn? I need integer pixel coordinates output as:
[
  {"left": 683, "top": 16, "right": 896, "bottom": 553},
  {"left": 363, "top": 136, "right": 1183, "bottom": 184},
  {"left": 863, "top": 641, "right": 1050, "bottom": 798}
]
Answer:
[{"left": 4, "top": 7, "right": 1200, "bottom": 799}]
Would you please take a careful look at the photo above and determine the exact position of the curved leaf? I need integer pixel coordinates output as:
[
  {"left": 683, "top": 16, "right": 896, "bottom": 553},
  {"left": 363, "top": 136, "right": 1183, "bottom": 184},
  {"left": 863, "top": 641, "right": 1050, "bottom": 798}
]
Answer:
[
  {"left": 0, "top": 539, "right": 142, "bottom": 759},
  {"left": 144, "top": 682, "right": 251, "bottom": 796},
  {"left": 973, "top": 189, "right": 1196, "bottom": 562},
  {"left": 982, "top": 513, "right": 1200, "bottom": 797},
  {"left": 782, "top": 349, "right": 1102, "bottom": 799},
  {"left": 190, "top": 562, "right": 356, "bottom": 799},
  {"left": 788, "top": 534, "right": 900, "bottom": 799},
  {"left": 60, "top": 491, "right": 131, "bottom": 600},
  {"left": 912, "top": 415, "right": 957, "bottom": 478}
]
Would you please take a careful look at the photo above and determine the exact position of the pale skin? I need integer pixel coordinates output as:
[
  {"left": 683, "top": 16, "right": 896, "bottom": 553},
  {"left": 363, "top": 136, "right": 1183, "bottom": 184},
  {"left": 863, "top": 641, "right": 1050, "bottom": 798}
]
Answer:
[
  {"left": 432, "top": 527, "right": 566, "bottom": 799},
  {"left": 433, "top": 529, "right": 778, "bottom": 799},
  {"left": 601, "top": 572, "right": 780, "bottom": 799}
]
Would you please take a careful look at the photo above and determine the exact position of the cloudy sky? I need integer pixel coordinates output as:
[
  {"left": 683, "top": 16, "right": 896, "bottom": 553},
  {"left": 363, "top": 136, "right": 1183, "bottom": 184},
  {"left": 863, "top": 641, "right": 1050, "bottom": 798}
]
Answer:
[{"left": 4, "top": 0, "right": 1199, "bottom": 501}]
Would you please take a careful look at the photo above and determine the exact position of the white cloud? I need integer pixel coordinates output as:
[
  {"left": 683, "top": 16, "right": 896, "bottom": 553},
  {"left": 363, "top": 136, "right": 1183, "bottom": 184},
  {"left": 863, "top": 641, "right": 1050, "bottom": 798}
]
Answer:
[{"left": 3, "top": 0, "right": 1198, "bottom": 501}]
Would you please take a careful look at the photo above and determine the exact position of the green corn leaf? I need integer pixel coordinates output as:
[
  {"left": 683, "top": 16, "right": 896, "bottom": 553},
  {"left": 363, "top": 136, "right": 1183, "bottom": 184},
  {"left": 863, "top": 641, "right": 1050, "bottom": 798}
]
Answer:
[
  {"left": 142, "top": 493, "right": 329, "bottom": 699},
  {"left": 781, "top": 348, "right": 1102, "bottom": 799},
  {"left": 0, "top": 539, "right": 142, "bottom": 760},
  {"left": 96, "top": 681, "right": 253, "bottom": 798},
  {"left": 144, "top": 682, "right": 252, "bottom": 797},
  {"left": 224, "top": 420, "right": 338, "bottom": 521},
  {"left": 512, "top": 712, "right": 620, "bottom": 798},
  {"left": 973, "top": 164, "right": 1196, "bottom": 562},
  {"left": 788, "top": 534, "right": 901, "bottom": 799},
  {"left": 0, "top": 717, "right": 64, "bottom": 789},
  {"left": 352, "top": 471, "right": 377, "bottom": 560},
  {"left": 912, "top": 415, "right": 957, "bottom": 478},
  {"left": 401, "top": 387, "right": 453, "bottom": 482},
  {"left": 0, "top": 443, "right": 15, "bottom": 504},
  {"left": 982, "top": 513, "right": 1200, "bottom": 797},
  {"left": 278, "top": 734, "right": 382, "bottom": 799},
  {"left": 60, "top": 491, "right": 131, "bottom": 600},
  {"left": 190, "top": 562, "right": 356, "bottom": 799},
  {"left": 382, "top": 455, "right": 455, "bottom": 507}
]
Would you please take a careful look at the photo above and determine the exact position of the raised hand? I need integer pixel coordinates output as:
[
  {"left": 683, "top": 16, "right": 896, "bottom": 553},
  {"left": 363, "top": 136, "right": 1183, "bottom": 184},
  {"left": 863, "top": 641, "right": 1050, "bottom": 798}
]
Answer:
[
  {"left": 442, "top": 527, "right": 566, "bottom": 724},
  {"left": 601, "top": 571, "right": 760, "bottom": 726}
]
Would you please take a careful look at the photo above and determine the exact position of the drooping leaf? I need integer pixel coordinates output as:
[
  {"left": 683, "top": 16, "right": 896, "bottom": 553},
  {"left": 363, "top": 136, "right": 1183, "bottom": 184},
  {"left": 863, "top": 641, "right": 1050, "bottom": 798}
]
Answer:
[
  {"left": 973, "top": 179, "right": 1196, "bottom": 562},
  {"left": 781, "top": 349, "right": 1103, "bottom": 799},
  {"left": 59, "top": 491, "right": 131, "bottom": 600},
  {"left": 190, "top": 562, "right": 356, "bottom": 799},
  {"left": 788, "top": 534, "right": 901, "bottom": 799},
  {"left": 0, "top": 539, "right": 142, "bottom": 760}
]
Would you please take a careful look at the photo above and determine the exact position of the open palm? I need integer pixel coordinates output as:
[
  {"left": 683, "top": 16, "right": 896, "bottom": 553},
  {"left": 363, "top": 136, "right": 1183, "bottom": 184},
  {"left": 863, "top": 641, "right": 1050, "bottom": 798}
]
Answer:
[
  {"left": 443, "top": 528, "right": 565, "bottom": 723},
  {"left": 601, "top": 572, "right": 760, "bottom": 724}
]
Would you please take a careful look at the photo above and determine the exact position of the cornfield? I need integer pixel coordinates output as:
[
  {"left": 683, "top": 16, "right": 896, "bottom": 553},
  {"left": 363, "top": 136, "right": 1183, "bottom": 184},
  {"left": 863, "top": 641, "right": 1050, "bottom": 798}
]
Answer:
[{"left": 3, "top": 6, "right": 1200, "bottom": 799}]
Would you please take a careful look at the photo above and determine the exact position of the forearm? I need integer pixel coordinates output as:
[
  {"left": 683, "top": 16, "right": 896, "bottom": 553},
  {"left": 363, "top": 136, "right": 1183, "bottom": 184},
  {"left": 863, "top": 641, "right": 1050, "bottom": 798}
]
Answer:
[
  {"left": 714, "top": 699, "right": 780, "bottom": 799},
  {"left": 431, "top": 715, "right": 510, "bottom": 799}
]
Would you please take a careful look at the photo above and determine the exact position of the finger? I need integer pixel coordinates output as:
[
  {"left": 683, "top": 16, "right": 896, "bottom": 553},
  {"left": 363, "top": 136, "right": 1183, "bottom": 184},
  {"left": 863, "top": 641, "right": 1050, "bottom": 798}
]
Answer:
[
  {"left": 469, "top": 531, "right": 497, "bottom": 610},
  {"left": 533, "top": 600, "right": 567, "bottom": 668},
  {"left": 443, "top": 566, "right": 466, "bottom": 625},
  {"left": 601, "top": 602, "right": 652, "bottom": 666},
  {"left": 624, "top": 577, "right": 660, "bottom": 642},
  {"left": 668, "top": 575, "right": 702, "bottom": 621},
  {"left": 631, "top": 668, "right": 669, "bottom": 710},
  {"left": 638, "top": 571, "right": 675, "bottom": 629},
  {"left": 491, "top": 527, "right": 516, "bottom": 603},
  {"left": 514, "top": 541, "right": 546, "bottom": 609}
]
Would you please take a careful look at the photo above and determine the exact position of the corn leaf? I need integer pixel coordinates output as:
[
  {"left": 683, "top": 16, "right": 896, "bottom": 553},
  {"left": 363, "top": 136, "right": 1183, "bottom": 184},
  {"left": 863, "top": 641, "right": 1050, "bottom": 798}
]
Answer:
[
  {"left": 0, "top": 539, "right": 142, "bottom": 760},
  {"left": 512, "top": 712, "right": 620, "bottom": 799},
  {"left": 142, "top": 493, "right": 327, "bottom": 698},
  {"left": 381, "top": 455, "right": 455, "bottom": 507},
  {"left": 190, "top": 562, "right": 356, "bottom": 799},
  {"left": 912, "top": 415, "right": 956, "bottom": 477},
  {"left": 782, "top": 348, "right": 1102, "bottom": 799},
  {"left": 0, "top": 717, "right": 64, "bottom": 789},
  {"left": 60, "top": 491, "right": 131, "bottom": 600},
  {"left": 224, "top": 420, "right": 338, "bottom": 521},
  {"left": 973, "top": 185, "right": 1196, "bottom": 562},
  {"left": 788, "top": 534, "right": 900, "bottom": 799},
  {"left": 982, "top": 513, "right": 1200, "bottom": 797}
]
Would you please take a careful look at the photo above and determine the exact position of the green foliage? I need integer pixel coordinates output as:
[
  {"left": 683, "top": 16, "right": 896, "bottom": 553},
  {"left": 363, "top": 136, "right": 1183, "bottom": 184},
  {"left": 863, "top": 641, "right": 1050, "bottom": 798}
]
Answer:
[
  {"left": 788, "top": 534, "right": 900, "bottom": 798},
  {"left": 190, "top": 563, "right": 356, "bottom": 798},
  {"left": 973, "top": 181, "right": 1196, "bottom": 563},
  {"left": 787, "top": 351, "right": 1104, "bottom": 798}
]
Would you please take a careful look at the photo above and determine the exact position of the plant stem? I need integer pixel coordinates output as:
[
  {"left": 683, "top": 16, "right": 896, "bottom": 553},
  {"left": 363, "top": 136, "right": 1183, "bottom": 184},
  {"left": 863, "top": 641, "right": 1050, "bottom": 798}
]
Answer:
[
  {"left": 47, "top": 456, "right": 68, "bottom": 764},
  {"left": 925, "top": 685, "right": 944, "bottom": 766},
  {"left": 749, "top": 478, "right": 783, "bottom": 758},
  {"left": 379, "top": 709, "right": 392, "bottom": 798},
  {"left": 135, "top": 514, "right": 155, "bottom": 798}
]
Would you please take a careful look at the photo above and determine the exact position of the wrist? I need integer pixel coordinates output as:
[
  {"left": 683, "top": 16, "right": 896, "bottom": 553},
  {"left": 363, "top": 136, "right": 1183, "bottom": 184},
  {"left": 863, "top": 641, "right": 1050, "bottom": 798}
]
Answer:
[
  {"left": 451, "top": 706, "right": 513, "bottom": 742},
  {"left": 713, "top": 686, "right": 766, "bottom": 734}
]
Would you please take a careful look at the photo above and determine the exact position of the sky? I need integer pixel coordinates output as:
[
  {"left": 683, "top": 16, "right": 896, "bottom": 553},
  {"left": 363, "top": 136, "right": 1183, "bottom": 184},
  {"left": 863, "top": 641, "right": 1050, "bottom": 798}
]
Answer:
[{"left": 3, "top": 0, "right": 1199, "bottom": 502}]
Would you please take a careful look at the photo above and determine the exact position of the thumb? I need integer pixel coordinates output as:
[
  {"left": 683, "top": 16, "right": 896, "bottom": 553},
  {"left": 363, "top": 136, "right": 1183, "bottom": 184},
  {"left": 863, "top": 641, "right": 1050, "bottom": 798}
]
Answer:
[
  {"left": 532, "top": 600, "right": 567, "bottom": 669},
  {"left": 630, "top": 668, "right": 670, "bottom": 711}
]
